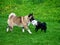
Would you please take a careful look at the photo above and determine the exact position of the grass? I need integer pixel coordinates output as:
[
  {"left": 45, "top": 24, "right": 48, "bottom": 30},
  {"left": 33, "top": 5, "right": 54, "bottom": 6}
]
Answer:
[{"left": 0, "top": 0, "right": 60, "bottom": 45}]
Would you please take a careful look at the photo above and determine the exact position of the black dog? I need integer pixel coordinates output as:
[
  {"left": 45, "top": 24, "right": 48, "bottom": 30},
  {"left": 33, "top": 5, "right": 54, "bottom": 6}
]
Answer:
[
  {"left": 35, "top": 21, "right": 47, "bottom": 32},
  {"left": 29, "top": 14, "right": 47, "bottom": 32},
  {"left": 31, "top": 20, "right": 47, "bottom": 32}
]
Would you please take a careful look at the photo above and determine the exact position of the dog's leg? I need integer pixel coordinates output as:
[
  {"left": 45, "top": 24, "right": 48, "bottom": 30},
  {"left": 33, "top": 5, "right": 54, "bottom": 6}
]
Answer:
[
  {"left": 35, "top": 28, "right": 38, "bottom": 32},
  {"left": 44, "top": 29, "right": 46, "bottom": 32},
  {"left": 27, "top": 29, "right": 32, "bottom": 34},
  {"left": 41, "top": 29, "right": 43, "bottom": 32},
  {"left": 36, "top": 29, "right": 38, "bottom": 32},
  {"left": 22, "top": 27, "right": 25, "bottom": 32},
  {"left": 44, "top": 27, "right": 47, "bottom": 33},
  {"left": 6, "top": 25, "right": 13, "bottom": 32},
  {"left": 9, "top": 26, "right": 13, "bottom": 32},
  {"left": 24, "top": 25, "right": 32, "bottom": 34},
  {"left": 6, "top": 26, "right": 9, "bottom": 32},
  {"left": 28, "top": 22, "right": 30, "bottom": 26}
]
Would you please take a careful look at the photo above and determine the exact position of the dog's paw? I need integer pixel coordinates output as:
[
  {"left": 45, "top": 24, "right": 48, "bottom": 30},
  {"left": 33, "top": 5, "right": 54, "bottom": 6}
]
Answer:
[
  {"left": 22, "top": 29, "right": 25, "bottom": 32},
  {"left": 6, "top": 28, "right": 9, "bottom": 32},
  {"left": 29, "top": 32, "right": 32, "bottom": 34},
  {"left": 27, "top": 30, "right": 32, "bottom": 34}
]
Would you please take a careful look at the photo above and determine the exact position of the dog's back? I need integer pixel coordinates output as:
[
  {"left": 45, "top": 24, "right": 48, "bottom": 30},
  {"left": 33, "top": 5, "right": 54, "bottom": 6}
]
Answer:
[
  {"left": 37, "top": 21, "right": 46, "bottom": 29},
  {"left": 36, "top": 21, "right": 47, "bottom": 32},
  {"left": 41, "top": 22, "right": 46, "bottom": 27},
  {"left": 42, "top": 22, "right": 46, "bottom": 25}
]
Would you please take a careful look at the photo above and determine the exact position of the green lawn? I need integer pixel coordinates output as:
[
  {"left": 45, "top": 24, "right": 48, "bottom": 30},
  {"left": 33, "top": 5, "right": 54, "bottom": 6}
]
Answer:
[{"left": 0, "top": 0, "right": 60, "bottom": 45}]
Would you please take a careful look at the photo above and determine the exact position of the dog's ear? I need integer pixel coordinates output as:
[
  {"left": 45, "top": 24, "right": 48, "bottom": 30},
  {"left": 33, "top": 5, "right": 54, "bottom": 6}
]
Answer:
[{"left": 28, "top": 13, "right": 33, "bottom": 17}]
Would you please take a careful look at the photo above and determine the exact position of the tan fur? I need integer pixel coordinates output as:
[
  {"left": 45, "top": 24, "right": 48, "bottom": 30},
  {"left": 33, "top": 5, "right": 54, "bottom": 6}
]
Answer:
[
  {"left": 7, "top": 13, "right": 32, "bottom": 34},
  {"left": 8, "top": 15, "right": 30, "bottom": 27}
]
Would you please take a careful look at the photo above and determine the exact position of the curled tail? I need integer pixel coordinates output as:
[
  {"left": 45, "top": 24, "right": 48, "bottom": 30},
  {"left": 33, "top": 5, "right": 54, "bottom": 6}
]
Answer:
[{"left": 9, "top": 13, "right": 16, "bottom": 19}]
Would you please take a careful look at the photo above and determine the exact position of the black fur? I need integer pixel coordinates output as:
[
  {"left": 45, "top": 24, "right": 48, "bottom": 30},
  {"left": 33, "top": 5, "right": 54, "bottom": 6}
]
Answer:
[
  {"left": 28, "top": 13, "right": 35, "bottom": 22},
  {"left": 28, "top": 13, "right": 33, "bottom": 17},
  {"left": 35, "top": 21, "right": 47, "bottom": 32}
]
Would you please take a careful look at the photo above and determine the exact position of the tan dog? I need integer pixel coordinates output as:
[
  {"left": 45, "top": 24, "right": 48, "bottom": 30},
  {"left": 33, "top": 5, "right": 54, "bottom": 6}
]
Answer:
[{"left": 6, "top": 13, "right": 34, "bottom": 34}]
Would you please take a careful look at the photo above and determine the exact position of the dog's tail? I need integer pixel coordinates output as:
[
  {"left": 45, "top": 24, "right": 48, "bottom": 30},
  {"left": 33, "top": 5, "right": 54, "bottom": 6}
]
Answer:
[
  {"left": 8, "top": 13, "right": 16, "bottom": 19},
  {"left": 43, "top": 22, "right": 46, "bottom": 25}
]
